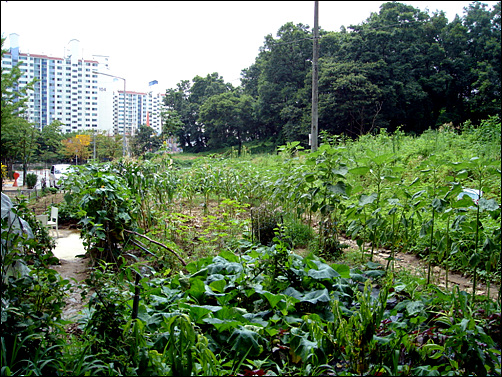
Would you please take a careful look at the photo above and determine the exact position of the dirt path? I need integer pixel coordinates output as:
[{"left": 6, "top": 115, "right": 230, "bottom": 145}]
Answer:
[
  {"left": 50, "top": 228, "right": 90, "bottom": 321},
  {"left": 339, "top": 236, "right": 500, "bottom": 301},
  {"left": 52, "top": 257, "right": 89, "bottom": 320}
]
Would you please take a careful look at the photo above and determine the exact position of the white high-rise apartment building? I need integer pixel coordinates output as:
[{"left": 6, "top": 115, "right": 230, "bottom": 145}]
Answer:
[
  {"left": 2, "top": 34, "right": 164, "bottom": 136},
  {"left": 113, "top": 90, "right": 165, "bottom": 136}
]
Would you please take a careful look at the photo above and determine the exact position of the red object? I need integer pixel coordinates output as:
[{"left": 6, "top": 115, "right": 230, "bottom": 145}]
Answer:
[
  {"left": 13, "top": 172, "right": 20, "bottom": 187},
  {"left": 146, "top": 111, "right": 150, "bottom": 127}
]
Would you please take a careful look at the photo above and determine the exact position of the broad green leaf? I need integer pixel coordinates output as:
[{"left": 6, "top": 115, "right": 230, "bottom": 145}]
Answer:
[
  {"left": 303, "top": 289, "right": 330, "bottom": 304},
  {"left": 359, "top": 193, "right": 377, "bottom": 206},
  {"left": 373, "top": 153, "right": 395, "bottom": 165},
  {"left": 293, "top": 337, "right": 318, "bottom": 362},
  {"left": 229, "top": 328, "right": 264, "bottom": 357},
  {"left": 469, "top": 252, "right": 481, "bottom": 267},
  {"left": 327, "top": 181, "right": 346, "bottom": 195},
  {"left": 365, "top": 270, "right": 385, "bottom": 278},
  {"left": 189, "top": 306, "right": 214, "bottom": 323},
  {"left": 203, "top": 318, "right": 242, "bottom": 332},
  {"left": 209, "top": 279, "right": 226, "bottom": 293},
  {"left": 332, "top": 165, "right": 348, "bottom": 177},
  {"left": 307, "top": 262, "right": 340, "bottom": 280},
  {"left": 283, "top": 287, "right": 303, "bottom": 301},
  {"left": 456, "top": 169, "right": 469, "bottom": 179},
  {"left": 479, "top": 198, "right": 499, "bottom": 212},
  {"left": 187, "top": 278, "right": 205, "bottom": 302},
  {"left": 406, "top": 301, "right": 425, "bottom": 316},
  {"left": 261, "top": 291, "right": 284, "bottom": 309},
  {"left": 452, "top": 196, "right": 476, "bottom": 209},
  {"left": 218, "top": 250, "right": 239, "bottom": 263},
  {"left": 332, "top": 264, "right": 351, "bottom": 278},
  {"left": 304, "top": 173, "right": 316, "bottom": 183},
  {"left": 349, "top": 166, "right": 370, "bottom": 176}
]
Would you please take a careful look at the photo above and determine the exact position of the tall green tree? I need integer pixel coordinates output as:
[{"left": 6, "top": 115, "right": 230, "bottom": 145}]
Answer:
[
  {"left": 245, "top": 22, "right": 313, "bottom": 143},
  {"left": 37, "top": 120, "right": 65, "bottom": 163},
  {"left": 95, "top": 132, "right": 123, "bottom": 161},
  {"left": 3, "top": 117, "right": 40, "bottom": 185},
  {"left": 131, "top": 125, "right": 161, "bottom": 156},
  {"left": 164, "top": 73, "right": 232, "bottom": 152},
  {"left": 317, "top": 59, "right": 385, "bottom": 136},
  {"left": 1, "top": 37, "right": 36, "bottom": 170},
  {"left": 461, "top": 1, "right": 501, "bottom": 122},
  {"left": 198, "top": 91, "right": 255, "bottom": 155},
  {"left": 160, "top": 109, "right": 183, "bottom": 140}
]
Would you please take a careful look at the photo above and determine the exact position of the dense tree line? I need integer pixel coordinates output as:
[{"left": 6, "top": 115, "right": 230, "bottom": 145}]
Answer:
[{"left": 164, "top": 1, "right": 500, "bottom": 152}]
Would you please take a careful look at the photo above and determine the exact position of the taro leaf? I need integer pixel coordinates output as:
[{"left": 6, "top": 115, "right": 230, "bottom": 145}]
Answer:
[
  {"left": 149, "top": 294, "right": 175, "bottom": 309},
  {"left": 292, "top": 337, "right": 319, "bottom": 363},
  {"left": 187, "top": 278, "right": 205, "bottom": 302},
  {"left": 332, "top": 264, "right": 351, "bottom": 279},
  {"left": 209, "top": 279, "right": 226, "bottom": 293},
  {"left": 406, "top": 300, "right": 425, "bottom": 316},
  {"left": 229, "top": 328, "right": 264, "bottom": 357},
  {"left": 350, "top": 166, "right": 370, "bottom": 176},
  {"left": 307, "top": 262, "right": 340, "bottom": 280},
  {"left": 366, "top": 261, "right": 382, "bottom": 270},
  {"left": 283, "top": 288, "right": 331, "bottom": 304},
  {"left": 243, "top": 312, "right": 269, "bottom": 327},
  {"left": 359, "top": 193, "right": 377, "bottom": 207},
  {"left": 215, "top": 306, "right": 247, "bottom": 321},
  {"left": 479, "top": 198, "right": 499, "bottom": 212},
  {"left": 365, "top": 270, "right": 385, "bottom": 279},
  {"left": 216, "top": 289, "right": 238, "bottom": 306},
  {"left": 349, "top": 268, "right": 366, "bottom": 282},
  {"left": 207, "top": 256, "right": 243, "bottom": 275},
  {"left": 283, "top": 287, "right": 303, "bottom": 301}
]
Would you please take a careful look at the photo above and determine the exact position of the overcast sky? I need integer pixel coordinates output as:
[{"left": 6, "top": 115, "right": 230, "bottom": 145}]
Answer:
[{"left": 1, "top": 1, "right": 499, "bottom": 93}]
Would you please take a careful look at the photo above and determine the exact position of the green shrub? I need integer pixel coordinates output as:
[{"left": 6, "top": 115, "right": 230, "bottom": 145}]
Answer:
[{"left": 25, "top": 173, "right": 37, "bottom": 189}]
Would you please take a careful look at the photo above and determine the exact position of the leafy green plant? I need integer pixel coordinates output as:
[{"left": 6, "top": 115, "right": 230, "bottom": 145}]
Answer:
[
  {"left": 25, "top": 172, "right": 37, "bottom": 189},
  {"left": 1, "top": 196, "right": 68, "bottom": 376},
  {"left": 64, "top": 163, "right": 138, "bottom": 264}
]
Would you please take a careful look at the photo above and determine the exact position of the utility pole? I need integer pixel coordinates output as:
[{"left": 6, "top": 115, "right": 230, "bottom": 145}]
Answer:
[{"left": 311, "top": 0, "right": 319, "bottom": 152}]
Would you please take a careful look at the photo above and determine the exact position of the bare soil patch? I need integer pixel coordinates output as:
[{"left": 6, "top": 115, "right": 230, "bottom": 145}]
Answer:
[{"left": 339, "top": 235, "right": 500, "bottom": 301}]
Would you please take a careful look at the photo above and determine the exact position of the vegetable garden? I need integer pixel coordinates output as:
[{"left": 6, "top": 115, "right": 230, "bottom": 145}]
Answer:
[{"left": 1, "top": 120, "right": 501, "bottom": 376}]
